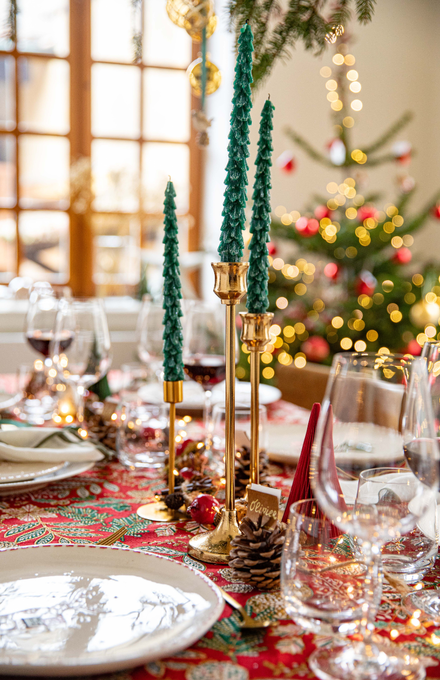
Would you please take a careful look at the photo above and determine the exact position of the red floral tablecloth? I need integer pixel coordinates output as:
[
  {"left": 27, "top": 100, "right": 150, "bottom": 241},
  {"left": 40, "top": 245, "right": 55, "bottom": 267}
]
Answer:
[{"left": 1, "top": 400, "right": 440, "bottom": 680}]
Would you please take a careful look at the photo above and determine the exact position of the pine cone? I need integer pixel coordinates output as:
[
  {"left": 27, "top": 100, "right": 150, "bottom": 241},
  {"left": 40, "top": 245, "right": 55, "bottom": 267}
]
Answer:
[
  {"left": 229, "top": 515, "right": 286, "bottom": 591},
  {"left": 164, "top": 492, "right": 185, "bottom": 511},
  {"left": 159, "top": 476, "right": 215, "bottom": 501},
  {"left": 235, "top": 446, "right": 270, "bottom": 498}
]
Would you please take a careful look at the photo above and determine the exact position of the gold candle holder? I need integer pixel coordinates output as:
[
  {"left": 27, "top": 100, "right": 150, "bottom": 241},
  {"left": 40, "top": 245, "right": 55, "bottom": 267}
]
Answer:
[
  {"left": 188, "top": 262, "right": 248, "bottom": 563},
  {"left": 137, "top": 380, "right": 185, "bottom": 522},
  {"left": 240, "top": 312, "right": 274, "bottom": 486}
]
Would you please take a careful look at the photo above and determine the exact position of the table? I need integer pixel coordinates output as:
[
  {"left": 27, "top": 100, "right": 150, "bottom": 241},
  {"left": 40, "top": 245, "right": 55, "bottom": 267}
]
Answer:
[{"left": 1, "top": 400, "right": 440, "bottom": 680}]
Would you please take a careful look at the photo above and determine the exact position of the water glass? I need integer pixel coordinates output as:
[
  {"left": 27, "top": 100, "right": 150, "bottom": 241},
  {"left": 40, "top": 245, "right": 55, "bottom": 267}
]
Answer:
[
  {"left": 211, "top": 403, "right": 267, "bottom": 471},
  {"left": 16, "top": 362, "right": 57, "bottom": 424},
  {"left": 281, "top": 499, "right": 377, "bottom": 637},
  {"left": 117, "top": 401, "right": 169, "bottom": 469},
  {"left": 120, "top": 362, "right": 150, "bottom": 403},
  {"left": 356, "top": 468, "right": 438, "bottom": 583}
]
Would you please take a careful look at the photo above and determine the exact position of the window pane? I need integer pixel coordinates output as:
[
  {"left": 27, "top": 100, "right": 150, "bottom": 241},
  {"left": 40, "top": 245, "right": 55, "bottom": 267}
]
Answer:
[
  {"left": 19, "top": 135, "right": 70, "bottom": 208},
  {"left": 17, "top": 0, "right": 69, "bottom": 57},
  {"left": 0, "top": 210, "right": 16, "bottom": 280},
  {"left": 144, "top": 69, "right": 190, "bottom": 142},
  {"left": 92, "top": 139, "right": 139, "bottom": 212},
  {"left": 92, "top": 64, "right": 140, "bottom": 139},
  {"left": 144, "top": 0, "right": 191, "bottom": 68},
  {"left": 142, "top": 214, "right": 189, "bottom": 252},
  {"left": 142, "top": 142, "right": 189, "bottom": 213},
  {"left": 91, "top": 0, "right": 133, "bottom": 63},
  {"left": 19, "top": 57, "right": 69, "bottom": 134},
  {"left": 0, "top": 134, "right": 15, "bottom": 208},
  {"left": 92, "top": 214, "right": 140, "bottom": 292},
  {"left": 0, "top": 56, "right": 15, "bottom": 129},
  {"left": 0, "top": 1, "right": 13, "bottom": 51},
  {"left": 18, "top": 210, "right": 69, "bottom": 282}
]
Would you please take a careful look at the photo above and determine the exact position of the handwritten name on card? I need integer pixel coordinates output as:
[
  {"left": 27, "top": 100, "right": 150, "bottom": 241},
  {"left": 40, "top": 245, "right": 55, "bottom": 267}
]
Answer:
[{"left": 246, "top": 483, "right": 281, "bottom": 527}]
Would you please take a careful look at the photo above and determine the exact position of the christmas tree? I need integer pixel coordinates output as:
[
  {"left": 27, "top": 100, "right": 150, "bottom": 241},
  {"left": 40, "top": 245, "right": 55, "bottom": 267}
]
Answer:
[
  {"left": 240, "top": 36, "right": 440, "bottom": 382},
  {"left": 247, "top": 98, "right": 275, "bottom": 314},
  {"left": 218, "top": 23, "right": 253, "bottom": 263},
  {"left": 162, "top": 180, "right": 184, "bottom": 382}
]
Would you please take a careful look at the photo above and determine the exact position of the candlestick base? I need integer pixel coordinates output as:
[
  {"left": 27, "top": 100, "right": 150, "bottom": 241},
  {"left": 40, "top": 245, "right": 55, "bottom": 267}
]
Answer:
[
  {"left": 137, "top": 501, "right": 186, "bottom": 523},
  {"left": 187, "top": 508, "right": 240, "bottom": 564}
]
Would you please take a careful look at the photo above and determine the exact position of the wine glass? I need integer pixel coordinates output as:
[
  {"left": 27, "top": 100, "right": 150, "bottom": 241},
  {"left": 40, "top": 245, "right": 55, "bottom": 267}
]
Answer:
[
  {"left": 51, "top": 298, "right": 112, "bottom": 424},
  {"left": 137, "top": 296, "right": 164, "bottom": 381},
  {"left": 182, "top": 301, "right": 226, "bottom": 431},
  {"left": 310, "top": 353, "right": 437, "bottom": 680},
  {"left": 25, "top": 282, "right": 60, "bottom": 360}
]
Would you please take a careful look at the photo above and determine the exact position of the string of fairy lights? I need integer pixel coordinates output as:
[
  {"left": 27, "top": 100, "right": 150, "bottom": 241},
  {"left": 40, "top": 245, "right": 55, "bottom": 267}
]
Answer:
[{"left": 242, "top": 39, "right": 440, "bottom": 378}]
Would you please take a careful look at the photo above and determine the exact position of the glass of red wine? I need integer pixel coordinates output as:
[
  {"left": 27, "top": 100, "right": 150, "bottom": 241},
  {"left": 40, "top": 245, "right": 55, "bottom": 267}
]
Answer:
[
  {"left": 403, "top": 340, "right": 440, "bottom": 619},
  {"left": 182, "top": 301, "right": 228, "bottom": 432},
  {"left": 51, "top": 298, "right": 112, "bottom": 425},
  {"left": 310, "top": 353, "right": 437, "bottom": 680}
]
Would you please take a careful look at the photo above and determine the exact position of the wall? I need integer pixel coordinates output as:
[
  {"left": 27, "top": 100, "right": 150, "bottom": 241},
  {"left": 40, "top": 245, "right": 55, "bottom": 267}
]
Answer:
[{"left": 203, "top": 0, "right": 440, "bottom": 268}]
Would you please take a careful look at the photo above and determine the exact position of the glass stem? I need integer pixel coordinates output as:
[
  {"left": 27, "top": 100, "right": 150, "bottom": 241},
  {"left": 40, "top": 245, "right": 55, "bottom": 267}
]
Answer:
[
  {"left": 204, "top": 389, "right": 212, "bottom": 435},
  {"left": 359, "top": 540, "right": 382, "bottom": 645},
  {"left": 76, "top": 385, "right": 85, "bottom": 425}
]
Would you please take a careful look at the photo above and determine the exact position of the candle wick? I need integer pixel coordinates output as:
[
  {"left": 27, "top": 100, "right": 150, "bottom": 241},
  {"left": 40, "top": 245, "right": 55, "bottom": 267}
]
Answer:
[{"left": 267, "top": 94, "right": 271, "bottom": 100}]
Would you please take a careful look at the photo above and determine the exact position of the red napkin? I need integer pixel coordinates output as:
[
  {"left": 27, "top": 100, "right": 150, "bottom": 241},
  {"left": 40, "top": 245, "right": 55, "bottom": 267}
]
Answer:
[{"left": 282, "top": 403, "right": 347, "bottom": 538}]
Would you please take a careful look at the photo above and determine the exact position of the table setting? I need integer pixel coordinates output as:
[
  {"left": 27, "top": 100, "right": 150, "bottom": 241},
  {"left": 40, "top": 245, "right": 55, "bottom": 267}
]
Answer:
[{"left": 1, "top": 22, "right": 440, "bottom": 680}]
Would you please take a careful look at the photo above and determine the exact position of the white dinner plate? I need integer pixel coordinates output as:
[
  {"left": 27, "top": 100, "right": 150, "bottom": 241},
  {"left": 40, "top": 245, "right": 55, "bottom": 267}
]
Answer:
[
  {"left": 211, "top": 381, "right": 282, "bottom": 407},
  {"left": 0, "top": 391, "right": 21, "bottom": 412},
  {"left": 0, "top": 461, "right": 95, "bottom": 496},
  {"left": 266, "top": 423, "right": 308, "bottom": 464},
  {"left": 0, "top": 461, "right": 64, "bottom": 483},
  {"left": 0, "top": 545, "right": 223, "bottom": 676}
]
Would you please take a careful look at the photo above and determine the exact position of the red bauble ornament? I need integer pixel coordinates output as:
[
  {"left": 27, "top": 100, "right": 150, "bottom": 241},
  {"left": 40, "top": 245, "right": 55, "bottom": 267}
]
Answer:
[
  {"left": 393, "top": 247, "right": 412, "bottom": 265},
  {"left": 355, "top": 271, "right": 377, "bottom": 297},
  {"left": 176, "top": 438, "right": 194, "bottom": 458},
  {"left": 301, "top": 336, "right": 330, "bottom": 363},
  {"left": 180, "top": 467, "right": 195, "bottom": 481},
  {"left": 267, "top": 241, "right": 277, "bottom": 256},
  {"left": 188, "top": 494, "right": 220, "bottom": 524},
  {"left": 276, "top": 150, "right": 296, "bottom": 174},
  {"left": 324, "top": 262, "right": 339, "bottom": 280},
  {"left": 392, "top": 141, "right": 412, "bottom": 165},
  {"left": 314, "top": 205, "right": 332, "bottom": 221},
  {"left": 432, "top": 204, "right": 440, "bottom": 220},
  {"left": 405, "top": 339, "right": 422, "bottom": 357},
  {"left": 296, "top": 216, "right": 319, "bottom": 238},
  {"left": 358, "top": 206, "right": 378, "bottom": 223}
]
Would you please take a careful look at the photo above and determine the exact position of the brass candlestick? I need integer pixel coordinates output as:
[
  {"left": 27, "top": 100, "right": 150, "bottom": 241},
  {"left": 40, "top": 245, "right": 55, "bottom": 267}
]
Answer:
[
  {"left": 188, "top": 262, "right": 248, "bottom": 563},
  {"left": 137, "top": 380, "right": 185, "bottom": 522},
  {"left": 240, "top": 312, "right": 274, "bottom": 486}
]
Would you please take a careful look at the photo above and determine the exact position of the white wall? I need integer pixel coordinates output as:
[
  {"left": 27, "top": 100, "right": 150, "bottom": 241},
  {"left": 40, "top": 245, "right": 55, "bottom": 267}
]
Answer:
[{"left": 203, "top": 0, "right": 440, "bottom": 265}]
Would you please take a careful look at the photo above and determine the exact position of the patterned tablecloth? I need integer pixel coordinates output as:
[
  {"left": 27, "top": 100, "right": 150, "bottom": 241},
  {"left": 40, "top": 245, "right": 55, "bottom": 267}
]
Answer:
[{"left": 1, "top": 400, "right": 440, "bottom": 680}]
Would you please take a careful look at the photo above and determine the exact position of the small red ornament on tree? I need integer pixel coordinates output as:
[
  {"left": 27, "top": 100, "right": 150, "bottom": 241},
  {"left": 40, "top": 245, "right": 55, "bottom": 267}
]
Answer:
[
  {"left": 324, "top": 262, "right": 339, "bottom": 280},
  {"left": 405, "top": 339, "right": 422, "bottom": 356},
  {"left": 314, "top": 205, "right": 333, "bottom": 221},
  {"left": 432, "top": 204, "right": 440, "bottom": 220},
  {"left": 301, "top": 336, "right": 330, "bottom": 363},
  {"left": 276, "top": 150, "right": 296, "bottom": 174},
  {"left": 355, "top": 271, "right": 377, "bottom": 297},
  {"left": 393, "top": 247, "right": 412, "bottom": 265},
  {"left": 358, "top": 205, "right": 378, "bottom": 223},
  {"left": 267, "top": 241, "right": 277, "bottom": 256},
  {"left": 296, "top": 216, "right": 319, "bottom": 237},
  {"left": 392, "top": 141, "right": 412, "bottom": 165}
]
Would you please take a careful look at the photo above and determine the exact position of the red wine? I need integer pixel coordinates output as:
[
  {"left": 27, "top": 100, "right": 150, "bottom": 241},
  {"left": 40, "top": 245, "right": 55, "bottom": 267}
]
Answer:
[
  {"left": 26, "top": 331, "right": 74, "bottom": 357},
  {"left": 404, "top": 438, "right": 440, "bottom": 489},
  {"left": 184, "top": 355, "right": 226, "bottom": 389}
]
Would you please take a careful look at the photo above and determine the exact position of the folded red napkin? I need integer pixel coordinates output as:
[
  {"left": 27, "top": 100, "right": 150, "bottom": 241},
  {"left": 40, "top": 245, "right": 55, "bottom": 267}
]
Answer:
[{"left": 282, "top": 403, "right": 347, "bottom": 538}]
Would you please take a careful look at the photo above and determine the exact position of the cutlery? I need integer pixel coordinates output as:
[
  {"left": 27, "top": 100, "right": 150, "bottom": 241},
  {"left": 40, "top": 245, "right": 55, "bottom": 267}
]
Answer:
[
  {"left": 219, "top": 586, "right": 272, "bottom": 629},
  {"left": 96, "top": 526, "right": 128, "bottom": 546}
]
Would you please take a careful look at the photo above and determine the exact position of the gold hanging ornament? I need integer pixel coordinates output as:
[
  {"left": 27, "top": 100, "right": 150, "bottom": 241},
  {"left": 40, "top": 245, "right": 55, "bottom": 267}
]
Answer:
[
  {"left": 187, "top": 57, "right": 221, "bottom": 97},
  {"left": 409, "top": 299, "right": 440, "bottom": 328},
  {"left": 185, "top": 12, "right": 217, "bottom": 41},
  {"left": 166, "top": 0, "right": 213, "bottom": 30}
]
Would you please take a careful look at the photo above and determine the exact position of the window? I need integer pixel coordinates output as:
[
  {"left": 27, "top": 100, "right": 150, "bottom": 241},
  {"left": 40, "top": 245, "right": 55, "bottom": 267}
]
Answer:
[{"left": 0, "top": 0, "right": 201, "bottom": 296}]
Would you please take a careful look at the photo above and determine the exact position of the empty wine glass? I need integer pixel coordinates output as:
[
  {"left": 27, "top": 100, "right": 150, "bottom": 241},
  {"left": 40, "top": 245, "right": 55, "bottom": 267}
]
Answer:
[
  {"left": 137, "top": 296, "right": 164, "bottom": 381},
  {"left": 310, "top": 353, "right": 437, "bottom": 680},
  {"left": 183, "top": 301, "right": 227, "bottom": 431},
  {"left": 51, "top": 298, "right": 112, "bottom": 424}
]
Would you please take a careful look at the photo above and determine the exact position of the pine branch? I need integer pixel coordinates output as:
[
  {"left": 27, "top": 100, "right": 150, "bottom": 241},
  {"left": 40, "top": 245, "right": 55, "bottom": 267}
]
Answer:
[
  {"left": 355, "top": 0, "right": 376, "bottom": 23},
  {"left": 284, "top": 126, "right": 334, "bottom": 167},
  {"left": 328, "top": 0, "right": 352, "bottom": 29},
  {"left": 361, "top": 153, "right": 400, "bottom": 168},
  {"left": 361, "top": 111, "right": 413, "bottom": 156},
  {"left": 401, "top": 190, "right": 440, "bottom": 235}
]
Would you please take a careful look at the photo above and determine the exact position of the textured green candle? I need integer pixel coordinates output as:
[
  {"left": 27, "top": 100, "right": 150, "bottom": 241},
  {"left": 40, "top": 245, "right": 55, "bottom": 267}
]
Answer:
[
  {"left": 162, "top": 180, "right": 184, "bottom": 382},
  {"left": 218, "top": 23, "right": 253, "bottom": 263},
  {"left": 247, "top": 98, "right": 275, "bottom": 314}
]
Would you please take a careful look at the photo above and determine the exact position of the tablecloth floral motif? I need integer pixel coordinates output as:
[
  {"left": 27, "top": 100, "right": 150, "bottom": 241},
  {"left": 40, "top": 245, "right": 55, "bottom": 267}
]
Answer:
[{"left": 0, "top": 400, "right": 440, "bottom": 679}]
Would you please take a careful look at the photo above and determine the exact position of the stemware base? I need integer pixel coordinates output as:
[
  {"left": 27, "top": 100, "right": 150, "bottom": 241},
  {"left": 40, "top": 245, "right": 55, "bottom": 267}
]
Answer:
[
  {"left": 404, "top": 588, "right": 440, "bottom": 620},
  {"left": 310, "top": 642, "right": 425, "bottom": 680}
]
